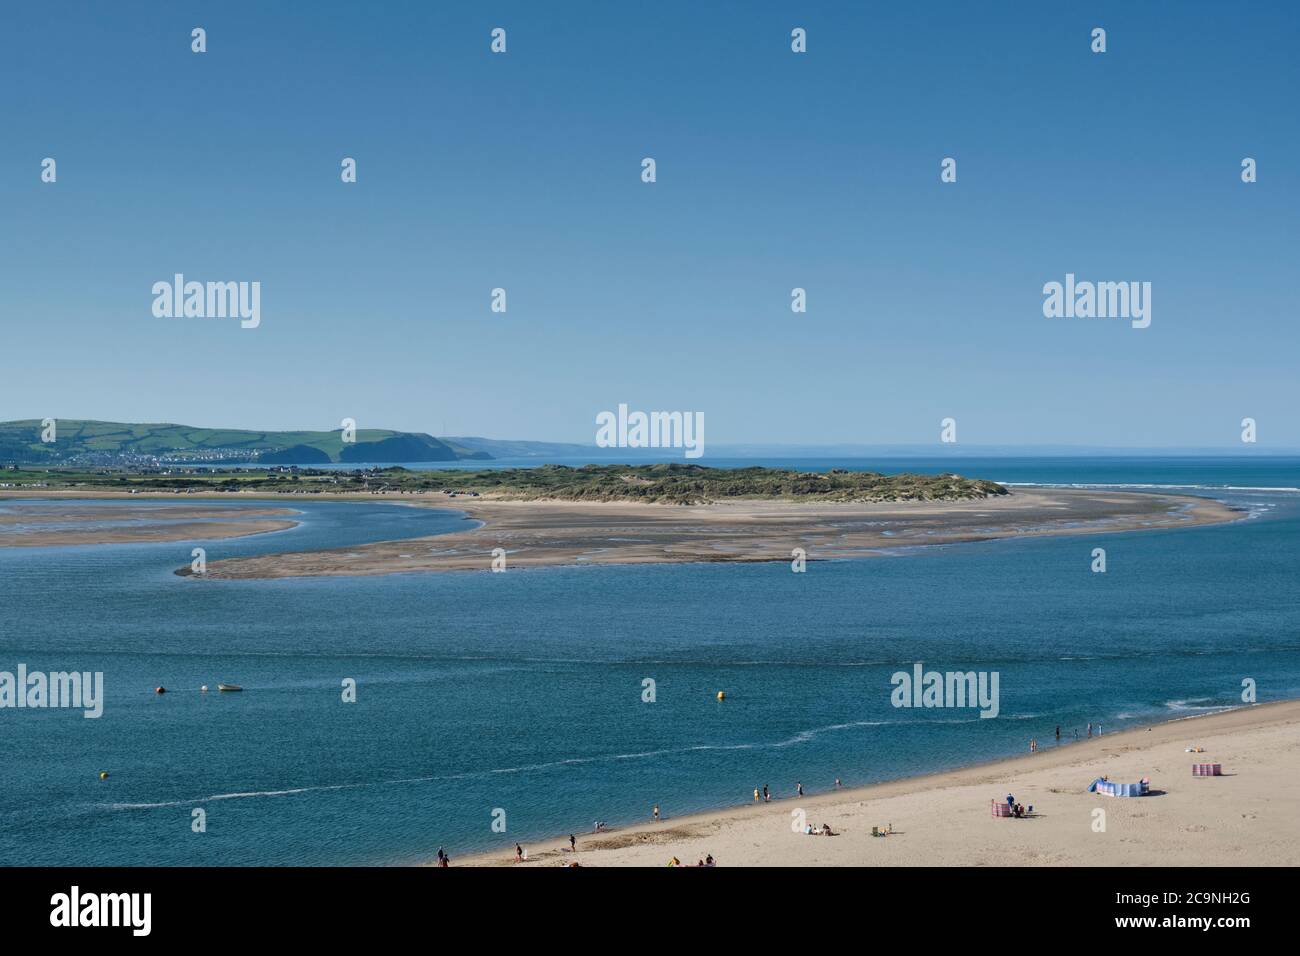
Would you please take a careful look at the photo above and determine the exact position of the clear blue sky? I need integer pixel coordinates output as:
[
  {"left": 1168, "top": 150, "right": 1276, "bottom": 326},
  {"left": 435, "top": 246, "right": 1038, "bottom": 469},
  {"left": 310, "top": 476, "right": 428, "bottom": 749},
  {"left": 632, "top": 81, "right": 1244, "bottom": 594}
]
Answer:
[{"left": 2, "top": 1, "right": 1296, "bottom": 447}]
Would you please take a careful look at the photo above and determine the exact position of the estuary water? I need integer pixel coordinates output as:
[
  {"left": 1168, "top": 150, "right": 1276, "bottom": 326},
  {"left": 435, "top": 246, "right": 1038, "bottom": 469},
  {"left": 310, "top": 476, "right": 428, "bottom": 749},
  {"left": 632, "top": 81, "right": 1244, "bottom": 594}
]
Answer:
[{"left": 1, "top": 457, "right": 1298, "bottom": 865}]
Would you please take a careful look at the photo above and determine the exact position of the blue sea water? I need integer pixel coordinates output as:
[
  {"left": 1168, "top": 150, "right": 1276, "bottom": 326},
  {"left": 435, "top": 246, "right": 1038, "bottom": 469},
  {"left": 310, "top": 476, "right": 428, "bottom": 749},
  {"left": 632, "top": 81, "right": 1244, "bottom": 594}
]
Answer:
[{"left": 1, "top": 457, "right": 1298, "bottom": 866}]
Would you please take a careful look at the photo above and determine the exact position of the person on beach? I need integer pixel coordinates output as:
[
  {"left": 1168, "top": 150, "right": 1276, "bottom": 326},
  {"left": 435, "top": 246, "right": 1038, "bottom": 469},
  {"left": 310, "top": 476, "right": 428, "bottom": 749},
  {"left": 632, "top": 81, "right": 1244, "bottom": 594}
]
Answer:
[
  {"left": 1087, "top": 722, "right": 1092, "bottom": 738},
  {"left": 653, "top": 804, "right": 660, "bottom": 821},
  {"left": 1055, "top": 726, "right": 1061, "bottom": 743},
  {"left": 569, "top": 834, "right": 576, "bottom": 852},
  {"left": 1006, "top": 793, "right": 1015, "bottom": 807},
  {"left": 515, "top": 843, "right": 523, "bottom": 862},
  {"left": 437, "top": 846, "right": 445, "bottom": 864},
  {"left": 754, "top": 787, "right": 760, "bottom": 802},
  {"left": 763, "top": 785, "right": 770, "bottom": 802},
  {"left": 705, "top": 854, "right": 715, "bottom": 866},
  {"left": 796, "top": 781, "right": 803, "bottom": 796},
  {"left": 439, "top": 853, "right": 449, "bottom": 868},
  {"left": 834, "top": 778, "right": 841, "bottom": 789},
  {"left": 1097, "top": 724, "right": 1103, "bottom": 736}
]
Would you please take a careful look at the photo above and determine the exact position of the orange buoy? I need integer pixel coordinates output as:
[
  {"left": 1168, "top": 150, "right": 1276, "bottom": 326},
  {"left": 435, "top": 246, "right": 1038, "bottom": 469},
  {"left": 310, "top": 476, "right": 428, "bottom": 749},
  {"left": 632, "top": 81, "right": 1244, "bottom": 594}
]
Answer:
[
  {"left": 155, "top": 686, "right": 166, "bottom": 694},
  {"left": 716, "top": 691, "right": 726, "bottom": 701}
]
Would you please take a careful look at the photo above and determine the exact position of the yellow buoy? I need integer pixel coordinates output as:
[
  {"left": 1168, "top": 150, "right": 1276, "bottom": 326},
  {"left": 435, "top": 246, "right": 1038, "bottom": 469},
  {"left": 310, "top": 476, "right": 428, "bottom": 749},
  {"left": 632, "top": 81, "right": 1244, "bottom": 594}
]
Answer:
[
  {"left": 98, "top": 771, "right": 109, "bottom": 780},
  {"left": 716, "top": 691, "right": 726, "bottom": 701}
]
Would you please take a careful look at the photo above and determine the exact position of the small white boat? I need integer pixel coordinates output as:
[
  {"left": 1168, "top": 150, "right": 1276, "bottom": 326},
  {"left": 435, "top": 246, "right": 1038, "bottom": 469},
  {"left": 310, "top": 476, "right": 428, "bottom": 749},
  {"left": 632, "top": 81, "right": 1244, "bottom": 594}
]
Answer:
[{"left": 217, "top": 683, "right": 243, "bottom": 692}]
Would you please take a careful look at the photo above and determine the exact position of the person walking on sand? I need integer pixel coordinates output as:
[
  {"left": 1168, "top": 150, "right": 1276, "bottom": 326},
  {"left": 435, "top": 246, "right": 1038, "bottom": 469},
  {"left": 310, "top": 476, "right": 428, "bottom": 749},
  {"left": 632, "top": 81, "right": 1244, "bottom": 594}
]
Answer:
[
  {"left": 1087, "top": 722, "right": 1092, "bottom": 738},
  {"left": 569, "top": 834, "right": 576, "bottom": 852},
  {"left": 515, "top": 843, "right": 523, "bottom": 863},
  {"left": 754, "top": 787, "right": 760, "bottom": 802},
  {"left": 763, "top": 784, "right": 770, "bottom": 802},
  {"left": 652, "top": 804, "right": 660, "bottom": 821},
  {"left": 796, "top": 781, "right": 803, "bottom": 797},
  {"left": 1055, "top": 726, "right": 1061, "bottom": 743}
]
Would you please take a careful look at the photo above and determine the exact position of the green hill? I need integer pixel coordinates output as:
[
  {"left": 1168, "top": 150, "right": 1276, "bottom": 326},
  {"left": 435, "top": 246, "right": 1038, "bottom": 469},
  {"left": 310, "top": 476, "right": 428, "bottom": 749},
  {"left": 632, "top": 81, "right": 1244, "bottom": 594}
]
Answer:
[{"left": 0, "top": 420, "right": 482, "bottom": 464}]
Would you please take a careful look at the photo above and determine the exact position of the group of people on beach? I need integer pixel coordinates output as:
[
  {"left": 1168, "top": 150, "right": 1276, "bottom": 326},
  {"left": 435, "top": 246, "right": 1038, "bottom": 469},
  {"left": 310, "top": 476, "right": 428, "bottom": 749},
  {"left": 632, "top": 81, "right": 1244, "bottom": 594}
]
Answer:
[
  {"left": 803, "top": 822, "right": 837, "bottom": 836},
  {"left": 450, "top": 773, "right": 855, "bottom": 867},
  {"left": 1033, "top": 723, "right": 1103, "bottom": 752},
  {"left": 752, "top": 779, "right": 831, "bottom": 803}
]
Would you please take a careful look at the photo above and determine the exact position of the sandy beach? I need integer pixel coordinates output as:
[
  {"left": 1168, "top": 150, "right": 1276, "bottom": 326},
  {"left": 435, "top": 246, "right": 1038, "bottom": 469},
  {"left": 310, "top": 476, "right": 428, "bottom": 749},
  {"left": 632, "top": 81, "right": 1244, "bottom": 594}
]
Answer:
[
  {"left": 177, "top": 486, "right": 1241, "bottom": 579},
  {"left": 456, "top": 699, "right": 1300, "bottom": 867},
  {"left": 0, "top": 502, "right": 300, "bottom": 547}
]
